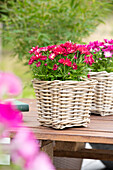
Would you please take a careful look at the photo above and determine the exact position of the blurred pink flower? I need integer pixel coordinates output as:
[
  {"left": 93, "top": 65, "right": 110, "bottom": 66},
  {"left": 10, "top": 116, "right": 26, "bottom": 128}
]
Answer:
[
  {"left": 0, "top": 102, "right": 23, "bottom": 129},
  {"left": 0, "top": 72, "right": 22, "bottom": 97},
  {"left": 25, "top": 152, "right": 55, "bottom": 170},
  {"left": 11, "top": 127, "right": 39, "bottom": 164}
]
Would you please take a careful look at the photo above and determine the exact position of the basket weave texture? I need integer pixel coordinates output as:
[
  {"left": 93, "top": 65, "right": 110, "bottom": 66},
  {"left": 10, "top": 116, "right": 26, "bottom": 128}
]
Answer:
[
  {"left": 33, "top": 79, "right": 96, "bottom": 129},
  {"left": 90, "top": 72, "right": 113, "bottom": 116}
]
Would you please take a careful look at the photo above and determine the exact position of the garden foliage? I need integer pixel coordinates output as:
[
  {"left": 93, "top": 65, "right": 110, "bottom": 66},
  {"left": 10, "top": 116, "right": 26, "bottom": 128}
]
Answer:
[{"left": 0, "top": 0, "right": 112, "bottom": 60}]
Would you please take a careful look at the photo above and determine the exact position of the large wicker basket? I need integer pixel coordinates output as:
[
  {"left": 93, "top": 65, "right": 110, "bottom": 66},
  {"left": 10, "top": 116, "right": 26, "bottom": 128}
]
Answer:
[
  {"left": 90, "top": 72, "right": 113, "bottom": 116},
  {"left": 33, "top": 79, "right": 96, "bottom": 129}
]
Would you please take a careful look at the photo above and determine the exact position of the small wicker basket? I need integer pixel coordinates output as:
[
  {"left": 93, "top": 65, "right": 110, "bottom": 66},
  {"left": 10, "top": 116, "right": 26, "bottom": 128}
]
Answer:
[
  {"left": 90, "top": 71, "right": 113, "bottom": 116},
  {"left": 33, "top": 79, "right": 96, "bottom": 129}
]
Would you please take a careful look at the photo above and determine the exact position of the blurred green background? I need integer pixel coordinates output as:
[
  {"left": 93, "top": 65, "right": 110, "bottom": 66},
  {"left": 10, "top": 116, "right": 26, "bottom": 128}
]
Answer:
[{"left": 0, "top": 0, "right": 113, "bottom": 98}]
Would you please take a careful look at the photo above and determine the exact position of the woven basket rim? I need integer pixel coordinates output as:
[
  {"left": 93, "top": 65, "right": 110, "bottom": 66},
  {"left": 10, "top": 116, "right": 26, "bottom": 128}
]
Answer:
[
  {"left": 32, "top": 78, "right": 97, "bottom": 83},
  {"left": 89, "top": 72, "right": 113, "bottom": 77}
]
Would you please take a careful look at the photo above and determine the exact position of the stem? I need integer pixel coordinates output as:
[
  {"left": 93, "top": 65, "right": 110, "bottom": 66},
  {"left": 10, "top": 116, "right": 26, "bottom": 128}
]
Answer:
[
  {"left": 76, "top": 52, "right": 79, "bottom": 64},
  {"left": 64, "top": 65, "right": 66, "bottom": 80}
]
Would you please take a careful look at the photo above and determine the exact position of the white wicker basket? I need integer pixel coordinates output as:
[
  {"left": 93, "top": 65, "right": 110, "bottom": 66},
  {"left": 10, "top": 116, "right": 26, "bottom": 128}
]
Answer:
[
  {"left": 33, "top": 79, "right": 96, "bottom": 129},
  {"left": 90, "top": 72, "right": 113, "bottom": 116}
]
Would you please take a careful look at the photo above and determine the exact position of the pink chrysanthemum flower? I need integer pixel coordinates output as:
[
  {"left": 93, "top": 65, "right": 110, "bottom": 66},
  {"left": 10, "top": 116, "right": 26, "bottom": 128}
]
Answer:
[
  {"left": 11, "top": 127, "right": 39, "bottom": 164},
  {"left": 25, "top": 152, "right": 55, "bottom": 170},
  {"left": 0, "top": 72, "right": 22, "bottom": 97},
  {"left": 0, "top": 102, "right": 23, "bottom": 129}
]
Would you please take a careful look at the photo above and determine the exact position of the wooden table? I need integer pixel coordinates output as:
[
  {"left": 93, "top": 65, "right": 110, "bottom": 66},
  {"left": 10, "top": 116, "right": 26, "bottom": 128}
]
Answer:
[{"left": 16, "top": 99, "right": 113, "bottom": 170}]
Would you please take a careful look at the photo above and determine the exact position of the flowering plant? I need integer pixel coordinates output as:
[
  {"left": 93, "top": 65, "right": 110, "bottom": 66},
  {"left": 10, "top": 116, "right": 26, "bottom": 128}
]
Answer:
[
  {"left": 0, "top": 71, "right": 55, "bottom": 170},
  {"left": 28, "top": 41, "right": 94, "bottom": 81},
  {"left": 87, "top": 39, "right": 113, "bottom": 72}
]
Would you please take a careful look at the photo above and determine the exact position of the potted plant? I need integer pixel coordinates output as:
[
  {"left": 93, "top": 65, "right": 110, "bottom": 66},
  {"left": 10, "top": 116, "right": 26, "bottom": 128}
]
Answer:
[
  {"left": 87, "top": 39, "right": 113, "bottom": 116},
  {"left": 28, "top": 41, "right": 96, "bottom": 129},
  {"left": 87, "top": 39, "right": 113, "bottom": 72}
]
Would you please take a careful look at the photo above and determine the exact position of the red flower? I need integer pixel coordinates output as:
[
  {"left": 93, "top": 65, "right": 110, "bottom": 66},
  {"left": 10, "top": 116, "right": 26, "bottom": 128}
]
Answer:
[
  {"left": 52, "top": 64, "right": 59, "bottom": 71},
  {"left": 36, "top": 61, "right": 41, "bottom": 67},
  {"left": 39, "top": 47, "right": 48, "bottom": 52},
  {"left": 58, "top": 58, "right": 65, "bottom": 64},
  {"left": 65, "top": 58, "right": 72, "bottom": 67},
  {"left": 66, "top": 47, "right": 75, "bottom": 54},
  {"left": 60, "top": 42, "right": 77, "bottom": 55},
  {"left": 84, "top": 55, "right": 94, "bottom": 65},
  {"left": 29, "top": 46, "right": 38, "bottom": 54},
  {"left": 40, "top": 55, "right": 47, "bottom": 61},
  {"left": 77, "top": 46, "right": 90, "bottom": 55},
  {"left": 28, "top": 55, "right": 39, "bottom": 65},
  {"left": 60, "top": 41, "right": 73, "bottom": 48},
  {"left": 49, "top": 53, "right": 56, "bottom": 60},
  {"left": 58, "top": 58, "right": 72, "bottom": 67},
  {"left": 72, "top": 62, "right": 77, "bottom": 70},
  {"left": 28, "top": 58, "right": 34, "bottom": 65},
  {"left": 47, "top": 45, "right": 57, "bottom": 50},
  {"left": 53, "top": 46, "right": 66, "bottom": 55}
]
